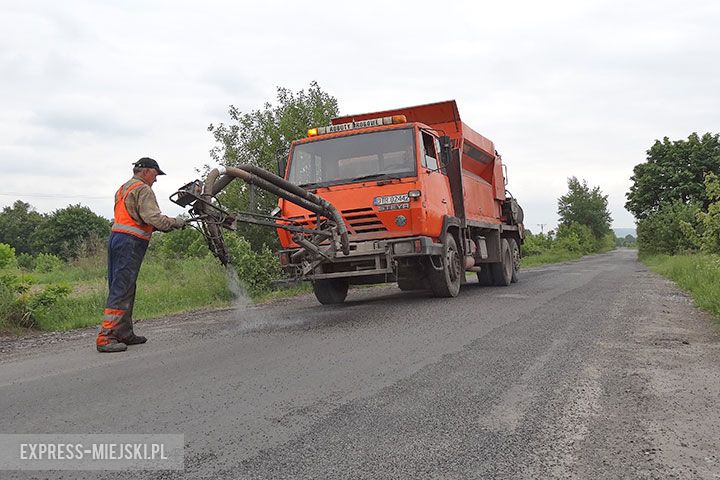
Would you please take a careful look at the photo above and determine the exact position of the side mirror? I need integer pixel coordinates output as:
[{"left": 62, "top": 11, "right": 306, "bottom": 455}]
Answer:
[
  {"left": 277, "top": 157, "right": 287, "bottom": 178},
  {"left": 276, "top": 147, "right": 288, "bottom": 178},
  {"left": 439, "top": 135, "right": 452, "bottom": 167}
]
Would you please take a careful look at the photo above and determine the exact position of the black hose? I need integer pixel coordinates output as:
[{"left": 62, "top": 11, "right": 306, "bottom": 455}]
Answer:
[{"left": 205, "top": 166, "right": 350, "bottom": 255}]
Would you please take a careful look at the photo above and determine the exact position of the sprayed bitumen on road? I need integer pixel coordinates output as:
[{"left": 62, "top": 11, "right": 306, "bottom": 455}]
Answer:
[{"left": 224, "top": 266, "right": 311, "bottom": 333}]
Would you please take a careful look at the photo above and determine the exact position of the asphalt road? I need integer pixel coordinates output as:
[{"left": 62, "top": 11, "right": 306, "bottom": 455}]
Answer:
[{"left": 1, "top": 249, "right": 719, "bottom": 479}]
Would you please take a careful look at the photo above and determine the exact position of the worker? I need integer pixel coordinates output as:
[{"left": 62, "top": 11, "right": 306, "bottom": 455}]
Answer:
[{"left": 96, "top": 157, "right": 185, "bottom": 353}]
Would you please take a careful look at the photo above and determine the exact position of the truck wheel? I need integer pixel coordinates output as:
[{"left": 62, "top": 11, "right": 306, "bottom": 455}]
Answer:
[
  {"left": 509, "top": 239, "right": 520, "bottom": 283},
  {"left": 491, "top": 238, "right": 513, "bottom": 286},
  {"left": 312, "top": 278, "right": 349, "bottom": 304},
  {"left": 429, "top": 233, "right": 462, "bottom": 297}
]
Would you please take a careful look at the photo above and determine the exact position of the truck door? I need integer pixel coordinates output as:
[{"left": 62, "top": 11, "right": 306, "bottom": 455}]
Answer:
[{"left": 419, "top": 130, "right": 452, "bottom": 238}]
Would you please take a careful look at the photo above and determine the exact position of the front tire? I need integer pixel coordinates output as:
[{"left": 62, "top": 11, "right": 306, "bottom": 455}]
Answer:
[
  {"left": 429, "top": 233, "right": 462, "bottom": 297},
  {"left": 312, "top": 278, "right": 349, "bottom": 304}
]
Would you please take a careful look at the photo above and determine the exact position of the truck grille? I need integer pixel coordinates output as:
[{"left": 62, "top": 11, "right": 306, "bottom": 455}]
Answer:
[
  {"left": 342, "top": 208, "right": 387, "bottom": 233},
  {"left": 284, "top": 208, "right": 387, "bottom": 234}
]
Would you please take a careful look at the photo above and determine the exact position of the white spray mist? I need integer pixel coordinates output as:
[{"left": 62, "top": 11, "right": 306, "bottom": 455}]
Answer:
[{"left": 225, "top": 265, "right": 250, "bottom": 311}]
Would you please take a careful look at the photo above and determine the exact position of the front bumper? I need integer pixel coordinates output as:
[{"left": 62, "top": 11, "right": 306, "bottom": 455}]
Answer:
[{"left": 279, "top": 236, "right": 443, "bottom": 280}]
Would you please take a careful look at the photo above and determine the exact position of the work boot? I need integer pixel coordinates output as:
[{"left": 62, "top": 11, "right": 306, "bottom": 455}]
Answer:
[
  {"left": 97, "top": 341, "right": 127, "bottom": 353},
  {"left": 121, "top": 334, "right": 147, "bottom": 345}
]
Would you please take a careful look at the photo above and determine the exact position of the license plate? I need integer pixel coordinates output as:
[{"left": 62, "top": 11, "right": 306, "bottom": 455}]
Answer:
[{"left": 373, "top": 194, "right": 410, "bottom": 206}]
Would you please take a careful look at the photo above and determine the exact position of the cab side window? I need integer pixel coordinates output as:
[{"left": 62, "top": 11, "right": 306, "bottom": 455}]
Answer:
[{"left": 421, "top": 131, "right": 438, "bottom": 171}]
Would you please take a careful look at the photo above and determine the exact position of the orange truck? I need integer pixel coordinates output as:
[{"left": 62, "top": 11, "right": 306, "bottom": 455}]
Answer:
[{"left": 274, "top": 100, "right": 525, "bottom": 304}]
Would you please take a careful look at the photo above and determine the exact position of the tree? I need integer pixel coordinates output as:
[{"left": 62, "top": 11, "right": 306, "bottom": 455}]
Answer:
[
  {"left": 0, "top": 201, "right": 46, "bottom": 255},
  {"left": 625, "top": 132, "right": 720, "bottom": 219},
  {"left": 207, "top": 81, "right": 339, "bottom": 250},
  {"left": 33, "top": 204, "right": 111, "bottom": 260},
  {"left": 696, "top": 172, "right": 720, "bottom": 254},
  {"left": 557, "top": 177, "right": 612, "bottom": 239}
]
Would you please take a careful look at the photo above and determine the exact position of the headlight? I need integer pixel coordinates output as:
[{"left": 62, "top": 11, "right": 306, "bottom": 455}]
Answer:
[{"left": 393, "top": 241, "right": 414, "bottom": 255}]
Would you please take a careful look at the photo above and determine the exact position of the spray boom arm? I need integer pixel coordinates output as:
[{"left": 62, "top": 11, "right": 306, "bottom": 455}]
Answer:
[{"left": 171, "top": 165, "right": 349, "bottom": 267}]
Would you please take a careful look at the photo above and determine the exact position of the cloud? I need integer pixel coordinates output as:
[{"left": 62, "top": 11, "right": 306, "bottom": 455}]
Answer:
[{"left": 33, "top": 109, "right": 143, "bottom": 137}]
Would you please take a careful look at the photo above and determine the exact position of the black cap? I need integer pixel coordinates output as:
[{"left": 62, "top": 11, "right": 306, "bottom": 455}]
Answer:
[{"left": 133, "top": 157, "right": 166, "bottom": 175}]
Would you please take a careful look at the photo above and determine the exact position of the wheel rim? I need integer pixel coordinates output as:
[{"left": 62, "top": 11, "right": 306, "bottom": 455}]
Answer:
[
  {"left": 512, "top": 245, "right": 520, "bottom": 273},
  {"left": 447, "top": 246, "right": 461, "bottom": 283}
]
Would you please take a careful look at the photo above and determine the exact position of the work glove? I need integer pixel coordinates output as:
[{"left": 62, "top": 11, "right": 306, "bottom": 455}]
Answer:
[{"left": 174, "top": 215, "right": 187, "bottom": 229}]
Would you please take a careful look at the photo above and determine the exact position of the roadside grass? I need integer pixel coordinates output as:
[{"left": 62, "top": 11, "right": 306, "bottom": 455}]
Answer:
[
  {"left": 1, "top": 252, "right": 313, "bottom": 333},
  {"left": 642, "top": 254, "right": 720, "bottom": 320},
  {"left": 0, "top": 255, "right": 235, "bottom": 332}
]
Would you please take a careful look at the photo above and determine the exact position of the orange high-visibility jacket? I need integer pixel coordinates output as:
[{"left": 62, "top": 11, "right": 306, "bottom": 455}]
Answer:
[{"left": 111, "top": 181, "right": 154, "bottom": 240}]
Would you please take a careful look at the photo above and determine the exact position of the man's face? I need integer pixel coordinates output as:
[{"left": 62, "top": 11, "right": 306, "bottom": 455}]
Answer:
[{"left": 140, "top": 168, "right": 159, "bottom": 185}]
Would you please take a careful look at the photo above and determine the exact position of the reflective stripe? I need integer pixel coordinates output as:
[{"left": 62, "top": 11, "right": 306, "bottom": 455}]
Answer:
[
  {"left": 111, "top": 223, "right": 152, "bottom": 240},
  {"left": 102, "top": 312, "right": 124, "bottom": 322},
  {"left": 99, "top": 308, "right": 127, "bottom": 340}
]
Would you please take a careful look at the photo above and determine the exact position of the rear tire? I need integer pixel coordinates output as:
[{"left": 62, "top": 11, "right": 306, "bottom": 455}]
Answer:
[
  {"left": 312, "top": 278, "right": 349, "bottom": 304},
  {"left": 491, "top": 239, "right": 513, "bottom": 286},
  {"left": 429, "top": 233, "right": 462, "bottom": 297},
  {"left": 509, "top": 239, "right": 520, "bottom": 283}
]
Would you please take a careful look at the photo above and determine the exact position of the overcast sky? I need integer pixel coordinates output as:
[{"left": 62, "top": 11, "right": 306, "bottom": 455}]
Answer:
[{"left": 1, "top": 0, "right": 718, "bottom": 232}]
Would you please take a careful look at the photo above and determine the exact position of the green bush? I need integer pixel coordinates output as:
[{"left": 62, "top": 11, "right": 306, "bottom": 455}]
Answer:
[
  {"left": 34, "top": 253, "right": 64, "bottom": 273},
  {"left": 0, "top": 243, "right": 16, "bottom": 269},
  {"left": 1, "top": 272, "right": 29, "bottom": 292},
  {"left": 596, "top": 231, "right": 617, "bottom": 252},
  {"left": 16, "top": 253, "right": 35, "bottom": 271},
  {"left": 0, "top": 280, "right": 29, "bottom": 328},
  {"left": 697, "top": 172, "right": 720, "bottom": 254},
  {"left": 637, "top": 201, "right": 702, "bottom": 255},
  {"left": 23, "top": 284, "right": 72, "bottom": 324},
  {"left": 522, "top": 232, "right": 553, "bottom": 256},
  {"left": 154, "top": 228, "right": 210, "bottom": 259},
  {"left": 224, "top": 233, "right": 280, "bottom": 296},
  {"left": 0, "top": 272, "right": 69, "bottom": 329},
  {"left": 554, "top": 223, "right": 595, "bottom": 254}
]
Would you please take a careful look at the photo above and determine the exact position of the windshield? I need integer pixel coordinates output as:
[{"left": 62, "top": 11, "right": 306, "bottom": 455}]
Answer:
[{"left": 288, "top": 128, "right": 416, "bottom": 187}]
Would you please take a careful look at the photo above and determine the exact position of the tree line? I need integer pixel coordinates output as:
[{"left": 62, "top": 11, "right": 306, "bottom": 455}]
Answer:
[
  {"left": 0, "top": 201, "right": 110, "bottom": 262},
  {"left": 523, "top": 176, "right": 615, "bottom": 259}
]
